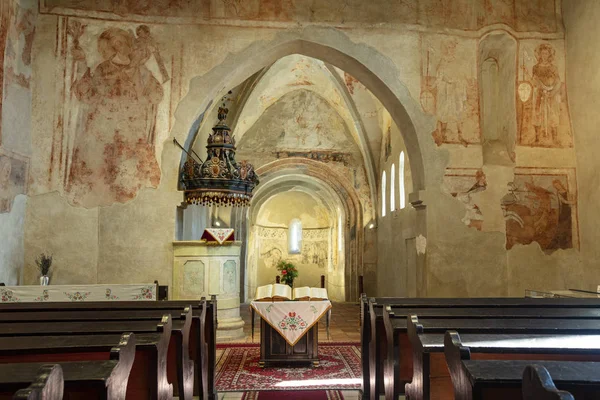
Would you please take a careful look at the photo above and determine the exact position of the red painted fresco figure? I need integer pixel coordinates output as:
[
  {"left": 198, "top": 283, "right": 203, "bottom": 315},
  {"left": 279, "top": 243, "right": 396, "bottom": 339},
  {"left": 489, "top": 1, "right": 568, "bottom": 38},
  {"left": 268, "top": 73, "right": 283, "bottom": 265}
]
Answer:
[
  {"left": 531, "top": 43, "right": 561, "bottom": 146},
  {"left": 67, "top": 27, "right": 163, "bottom": 206}
]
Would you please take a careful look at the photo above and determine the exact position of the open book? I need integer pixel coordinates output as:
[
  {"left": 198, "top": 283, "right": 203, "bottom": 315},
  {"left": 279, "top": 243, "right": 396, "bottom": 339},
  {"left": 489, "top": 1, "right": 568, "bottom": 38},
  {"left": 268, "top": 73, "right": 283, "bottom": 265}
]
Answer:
[{"left": 254, "top": 284, "right": 328, "bottom": 301}]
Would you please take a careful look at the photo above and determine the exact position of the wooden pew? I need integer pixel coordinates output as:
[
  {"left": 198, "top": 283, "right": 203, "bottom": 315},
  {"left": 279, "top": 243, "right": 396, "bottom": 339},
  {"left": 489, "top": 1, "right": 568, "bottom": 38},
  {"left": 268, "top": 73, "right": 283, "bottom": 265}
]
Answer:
[
  {"left": 0, "top": 332, "right": 134, "bottom": 400},
  {"left": 363, "top": 296, "right": 600, "bottom": 400},
  {"left": 523, "top": 365, "right": 575, "bottom": 400},
  {"left": 448, "top": 357, "right": 599, "bottom": 399},
  {"left": 0, "top": 297, "right": 216, "bottom": 399},
  {"left": 0, "top": 306, "right": 197, "bottom": 400},
  {"left": 0, "top": 319, "right": 172, "bottom": 400},
  {"left": 404, "top": 320, "right": 600, "bottom": 400},
  {"left": 12, "top": 364, "right": 63, "bottom": 400}
]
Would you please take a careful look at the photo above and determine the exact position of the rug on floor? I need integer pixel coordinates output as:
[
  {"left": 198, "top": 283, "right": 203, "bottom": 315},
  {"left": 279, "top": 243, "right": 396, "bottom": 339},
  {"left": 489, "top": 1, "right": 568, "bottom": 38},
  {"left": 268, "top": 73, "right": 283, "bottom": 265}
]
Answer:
[
  {"left": 241, "top": 390, "right": 344, "bottom": 399},
  {"left": 216, "top": 343, "right": 361, "bottom": 392}
]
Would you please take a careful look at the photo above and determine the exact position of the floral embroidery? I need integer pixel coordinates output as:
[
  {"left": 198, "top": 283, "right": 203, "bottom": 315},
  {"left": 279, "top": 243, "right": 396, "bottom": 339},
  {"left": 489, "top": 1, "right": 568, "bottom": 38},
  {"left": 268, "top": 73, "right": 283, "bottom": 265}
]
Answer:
[
  {"left": 64, "top": 291, "right": 90, "bottom": 301},
  {"left": 132, "top": 285, "right": 154, "bottom": 300},
  {"left": 34, "top": 290, "right": 49, "bottom": 302},
  {"left": 105, "top": 289, "right": 119, "bottom": 300},
  {"left": 0, "top": 288, "right": 20, "bottom": 302},
  {"left": 279, "top": 311, "right": 307, "bottom": 331}
]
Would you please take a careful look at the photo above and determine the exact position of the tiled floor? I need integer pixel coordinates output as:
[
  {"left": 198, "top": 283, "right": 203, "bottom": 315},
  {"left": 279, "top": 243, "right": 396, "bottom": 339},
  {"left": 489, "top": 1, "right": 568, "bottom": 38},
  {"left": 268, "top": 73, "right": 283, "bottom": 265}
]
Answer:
[
  {"left": 237, "top": 301, "right": 361, "bottom": 343},
  {"left": 217, "top": 302, "right": 363, "bottom": 398}
]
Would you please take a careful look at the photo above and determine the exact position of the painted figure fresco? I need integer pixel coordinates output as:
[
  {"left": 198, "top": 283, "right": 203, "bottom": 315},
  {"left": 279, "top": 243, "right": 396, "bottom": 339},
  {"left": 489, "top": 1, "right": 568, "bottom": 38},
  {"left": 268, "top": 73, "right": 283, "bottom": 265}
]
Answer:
[
  {"left": 64, "top": 23, "right": 166, "bottom": 206},
  {"left": 0, "top": 150, "right": 28, "bottom": 213},
  {"left": 421, "top": 36, "right": 480, "bottom": 146},
  {"left": 443, "top": 168, "right": 487, "bottom": 231},
  {"left": 517, "top": 42, "right": 572, "bottom": 148},
  {"left": 501, "top": 170, "right": 577, "bottom": 253}
]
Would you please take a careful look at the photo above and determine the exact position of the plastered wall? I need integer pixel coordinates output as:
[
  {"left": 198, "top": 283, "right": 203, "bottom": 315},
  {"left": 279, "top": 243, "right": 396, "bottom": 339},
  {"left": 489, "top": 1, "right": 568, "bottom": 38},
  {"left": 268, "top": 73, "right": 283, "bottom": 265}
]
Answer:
[{"left": 0, "top": 0, "right": 593, "bottom": 298}]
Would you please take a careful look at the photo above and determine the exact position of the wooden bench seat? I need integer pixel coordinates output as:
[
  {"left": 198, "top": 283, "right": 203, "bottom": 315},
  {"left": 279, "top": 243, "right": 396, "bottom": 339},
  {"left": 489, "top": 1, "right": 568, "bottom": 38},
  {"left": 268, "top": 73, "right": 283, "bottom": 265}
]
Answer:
[
  {"left": 0, "top": 332, "right": 134, "bottom": 400},
  {"left": 522, "top": 365, "right": 575, "bottom": 400},
  {"left": 0, "top": 320, "right": 171, "bottom": 400},
  {"left": 11, "top": 364, "right": 63, "bottom": 400},
  {"left": 0, "top": 310, "right": 193, "bottom": 400},
  {"left": 0, "top": 298, "right": 217, "bottom": 400},
  {"left": 456, "top": 359, "right": 599, "bottom": 400},
  {"left": 401, "top": 318, "right": 600, "bottom": 400},
  {"left": 360, "top": 295, "right": 600, "bottom": 400}
]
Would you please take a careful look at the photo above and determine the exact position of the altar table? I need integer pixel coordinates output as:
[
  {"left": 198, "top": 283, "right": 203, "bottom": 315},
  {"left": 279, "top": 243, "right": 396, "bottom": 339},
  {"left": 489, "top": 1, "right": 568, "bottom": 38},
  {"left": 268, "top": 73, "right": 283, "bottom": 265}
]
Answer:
[{"left": 250, "top": 300, "right": 332, "bottom": 367}]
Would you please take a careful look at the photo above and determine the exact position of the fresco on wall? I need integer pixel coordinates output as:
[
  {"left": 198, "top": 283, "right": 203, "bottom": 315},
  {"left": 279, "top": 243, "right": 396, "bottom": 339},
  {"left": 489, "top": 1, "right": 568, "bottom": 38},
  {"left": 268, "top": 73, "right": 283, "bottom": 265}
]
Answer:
[
  {"left": 3, "top": 0, "right": 35, "bottom": 93},
  {"left": 52, "top": 21, "right": 168, "bottom": 207},
  {"left": 42, "top": 0, "right": 204, "bottom": 17},
  {"left": 502, "top": 168, "right": 578, "bottom": 253},
  {"left": 0, "top": 149, "right": 28, "bottom": 213},
  {"left": 421, "top": 35, "right": 480, "bottom": 146},
  {"left": 443, "top": 168, "right": 487, "bottom": 231},
  {"left": 41, "top": 0, "right": 558, "bottom": 33},
  {"left": 515, "top": 0, "right": 557, "bottom": 33},
  {"left": 517, "top": 41, "right": 572, "bottom": 148}
]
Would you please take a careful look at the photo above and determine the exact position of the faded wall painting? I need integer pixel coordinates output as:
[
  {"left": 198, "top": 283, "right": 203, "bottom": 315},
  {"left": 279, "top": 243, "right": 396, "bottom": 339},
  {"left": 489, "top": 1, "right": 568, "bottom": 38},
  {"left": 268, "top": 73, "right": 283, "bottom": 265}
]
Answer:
[
  {"left": 517, "top": 41, "right": 572, "bottom": 148},
  {"left": 50, "top": 20, "right": 170, "bottom": 207},
  {"left": 41, "top": 0, "right": 205, "bottom": 17},
  {"left": 181, "top": 260, "right": 205, "bottom": 297},
  {"left": 41, "top": 0, "right": 557, "bottom": 33},
  {"left": 5, "top": 0, "right": 35, "bottom": 90},
  {"left": 420, "top": 35, "right": 480, "bottom": 146},
  {"left": 443, "top": 168, "right": 487, "bottom": 231},
  {"left": 0, "top": 149, "right": 28, "bottom": 213},
  {"left": 223, "top": 260, "right": 237, "bottom": 293},
  {"left": 502, "top": 168, "right": 578, "bottom": 253}
]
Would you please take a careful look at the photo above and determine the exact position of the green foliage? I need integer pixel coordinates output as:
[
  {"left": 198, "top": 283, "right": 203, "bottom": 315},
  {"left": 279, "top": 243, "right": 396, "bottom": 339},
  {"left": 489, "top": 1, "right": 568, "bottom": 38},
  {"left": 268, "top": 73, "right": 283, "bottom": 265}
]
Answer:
[
  {"left": 35, "top": 253, "right": 53, "bottom": 276},
  {"left": 276, "top": 260, "right": 298, "bottom": 287}
]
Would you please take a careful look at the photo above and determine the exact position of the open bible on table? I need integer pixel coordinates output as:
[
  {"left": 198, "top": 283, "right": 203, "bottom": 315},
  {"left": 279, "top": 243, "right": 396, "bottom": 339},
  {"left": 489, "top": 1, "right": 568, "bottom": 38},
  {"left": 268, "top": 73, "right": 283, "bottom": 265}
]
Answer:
[{"left": 254, "top": 284, "right": 328, "bottom": 301}]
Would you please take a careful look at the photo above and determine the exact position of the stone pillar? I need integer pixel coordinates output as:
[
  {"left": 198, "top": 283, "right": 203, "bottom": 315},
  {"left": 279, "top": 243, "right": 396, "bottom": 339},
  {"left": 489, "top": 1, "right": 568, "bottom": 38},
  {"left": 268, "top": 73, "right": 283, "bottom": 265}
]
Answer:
[{"left": 172, "top": 241, "right": 245, "bottom": 341}]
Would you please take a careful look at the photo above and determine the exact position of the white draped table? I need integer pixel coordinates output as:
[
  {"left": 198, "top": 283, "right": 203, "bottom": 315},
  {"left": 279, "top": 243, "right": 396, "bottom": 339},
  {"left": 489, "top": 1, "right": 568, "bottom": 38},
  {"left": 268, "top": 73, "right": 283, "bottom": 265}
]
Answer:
[
  {"left": 0, "top": 283, "right": 157, "bottom": 302},
  {"left": 250, "top": 300, "right": 331, "bottom": 346}
]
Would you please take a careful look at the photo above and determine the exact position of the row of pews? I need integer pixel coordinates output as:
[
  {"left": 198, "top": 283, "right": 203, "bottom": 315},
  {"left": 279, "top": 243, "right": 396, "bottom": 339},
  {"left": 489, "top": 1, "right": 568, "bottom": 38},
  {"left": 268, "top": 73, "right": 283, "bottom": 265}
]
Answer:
[
  {"left": 0, "top": 297, "right": 218, "bottom": 399},
  {"left": 361, "top": 295, "right": 600, "bottom": 400}
]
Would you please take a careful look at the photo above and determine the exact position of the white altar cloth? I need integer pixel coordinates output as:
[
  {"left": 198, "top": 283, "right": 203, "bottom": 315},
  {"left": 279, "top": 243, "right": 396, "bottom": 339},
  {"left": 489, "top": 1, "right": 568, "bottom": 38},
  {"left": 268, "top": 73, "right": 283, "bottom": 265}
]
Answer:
[
  {"left": 0, "top": 283, "right": 157, "bottom": 302},
  {"left": 250, "top": 300, "right": 332, "bottom": 346}
]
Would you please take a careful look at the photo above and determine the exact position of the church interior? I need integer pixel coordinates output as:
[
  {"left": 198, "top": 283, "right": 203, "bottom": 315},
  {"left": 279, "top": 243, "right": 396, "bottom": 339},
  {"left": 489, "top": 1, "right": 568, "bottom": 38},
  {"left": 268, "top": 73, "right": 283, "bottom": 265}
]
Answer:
[{"left": 1, "top": 0, "right": 600, "bottom": 399}]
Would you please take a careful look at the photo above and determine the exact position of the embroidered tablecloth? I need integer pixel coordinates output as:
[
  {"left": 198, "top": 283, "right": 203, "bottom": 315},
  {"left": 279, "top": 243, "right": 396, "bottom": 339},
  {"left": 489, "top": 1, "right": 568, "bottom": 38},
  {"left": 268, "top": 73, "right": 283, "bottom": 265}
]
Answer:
[
  {"left": 0, "top": 283, "right": 157, "bottom": 302},
  {"left": 250, "top": 300, "right": 332, "bottom": 346}
]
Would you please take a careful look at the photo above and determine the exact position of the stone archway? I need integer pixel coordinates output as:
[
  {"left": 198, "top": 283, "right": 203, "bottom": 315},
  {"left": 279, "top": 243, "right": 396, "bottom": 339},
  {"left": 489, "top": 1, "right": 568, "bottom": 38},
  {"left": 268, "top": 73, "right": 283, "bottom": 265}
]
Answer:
[
  {"left": 245, "top": 158, "right": 363, "bottom": 301},
  {"left": 166, "top": 26, "right": 428, "bottom": 196}
]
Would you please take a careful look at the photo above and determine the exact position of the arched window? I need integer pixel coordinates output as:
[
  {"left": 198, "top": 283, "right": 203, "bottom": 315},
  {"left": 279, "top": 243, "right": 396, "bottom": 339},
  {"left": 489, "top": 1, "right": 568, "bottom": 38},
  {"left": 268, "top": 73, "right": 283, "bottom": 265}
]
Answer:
[
  {"left": 381, "top": 171, "right": 387, "bottom": 217},
  {"left": 390, "top": 164, "right": 396, "bottom": 212},
  {"left": 399, "top": 152, "right": 406, "bottom": 209},
  {"left": 288, "top": 218, "right": 302, "bottom": 254}
]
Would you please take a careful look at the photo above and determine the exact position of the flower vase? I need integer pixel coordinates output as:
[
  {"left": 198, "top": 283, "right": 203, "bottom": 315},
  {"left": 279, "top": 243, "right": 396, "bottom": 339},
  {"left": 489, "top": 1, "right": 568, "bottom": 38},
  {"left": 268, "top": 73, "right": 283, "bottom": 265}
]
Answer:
[{"left": 39, "top": 275, "right": 49, "bottom": 286}]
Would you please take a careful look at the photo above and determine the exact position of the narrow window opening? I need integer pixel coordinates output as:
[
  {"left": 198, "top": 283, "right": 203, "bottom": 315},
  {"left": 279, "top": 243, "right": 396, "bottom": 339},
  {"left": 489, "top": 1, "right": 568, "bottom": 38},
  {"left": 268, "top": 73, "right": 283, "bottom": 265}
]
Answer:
[
  {"left": 400, "top": 152, "right": 406, "bottom": 210},
  {"left": 381, "top": 171, "right": 387, "bottom": 217},
  {"left": 288, "top": 218, "right": 302, "bottom": 254}
]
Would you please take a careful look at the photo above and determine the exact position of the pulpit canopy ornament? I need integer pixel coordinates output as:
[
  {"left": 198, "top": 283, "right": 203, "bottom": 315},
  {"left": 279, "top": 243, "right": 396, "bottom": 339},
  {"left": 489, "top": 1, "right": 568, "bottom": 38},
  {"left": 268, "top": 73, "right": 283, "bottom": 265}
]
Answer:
[{"left": 177, "top": 105, "right": 259, "bottom": 207}]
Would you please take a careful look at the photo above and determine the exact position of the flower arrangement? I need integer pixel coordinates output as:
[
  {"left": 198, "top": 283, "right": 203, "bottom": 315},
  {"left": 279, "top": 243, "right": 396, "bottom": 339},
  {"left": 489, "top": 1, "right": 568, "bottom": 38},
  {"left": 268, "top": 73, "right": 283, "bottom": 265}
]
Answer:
[
  {"left": 35, "top": 253, "right": 53, "bottom": 276},
  {"left": 276, "top": 260, "right": 298, "bottom": 287}
]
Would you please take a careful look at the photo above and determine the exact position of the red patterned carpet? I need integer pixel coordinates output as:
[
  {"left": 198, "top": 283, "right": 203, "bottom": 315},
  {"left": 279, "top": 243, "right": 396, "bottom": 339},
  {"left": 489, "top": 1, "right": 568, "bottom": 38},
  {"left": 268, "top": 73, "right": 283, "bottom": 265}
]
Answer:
[
  {"left": 216, "top": 343, "right": 361, "bottom": 392},
  {"left": 241, "top": 390, "right": 344, "bottom": 399}
]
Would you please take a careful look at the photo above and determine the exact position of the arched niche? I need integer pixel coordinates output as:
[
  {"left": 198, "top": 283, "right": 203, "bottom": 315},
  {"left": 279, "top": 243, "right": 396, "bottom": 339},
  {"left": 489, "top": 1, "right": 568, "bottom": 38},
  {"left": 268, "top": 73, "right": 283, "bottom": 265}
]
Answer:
[{"left": 478, "top": 31, "right": 518, "bottom": 166}]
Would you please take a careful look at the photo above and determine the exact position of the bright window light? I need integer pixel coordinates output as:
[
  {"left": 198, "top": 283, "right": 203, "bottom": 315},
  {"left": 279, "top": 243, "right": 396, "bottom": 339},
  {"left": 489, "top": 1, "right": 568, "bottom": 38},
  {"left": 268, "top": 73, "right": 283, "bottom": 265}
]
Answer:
[
  {"left": 400, "top": 151, "right": 406, "bottom": 210},
  {"left": 390, "top": 163, "right": 396, "bottom": 212},
  {"left": 288, "top": 218, "right": 302, "bottom": 254},
  {"left": 381, "top": 171, "right": 387, "bottom": 217}
]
